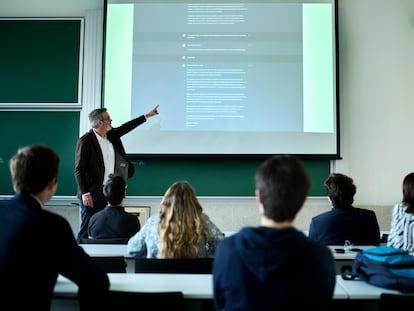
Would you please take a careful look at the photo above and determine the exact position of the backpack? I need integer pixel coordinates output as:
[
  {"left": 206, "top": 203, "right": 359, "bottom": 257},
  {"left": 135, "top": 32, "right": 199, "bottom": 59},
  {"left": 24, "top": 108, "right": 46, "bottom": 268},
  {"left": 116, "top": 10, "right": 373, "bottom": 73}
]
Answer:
[{"left": 341, "top": 246, "right": 414, "bottom": 293}]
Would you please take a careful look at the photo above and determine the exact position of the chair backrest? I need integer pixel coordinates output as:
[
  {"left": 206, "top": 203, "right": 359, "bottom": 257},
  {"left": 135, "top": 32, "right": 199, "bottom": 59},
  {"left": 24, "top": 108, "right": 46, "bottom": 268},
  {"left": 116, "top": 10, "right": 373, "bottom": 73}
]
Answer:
[
  {"left": 109, "top": 290, "right": 185, "bottom": 311},
  {"left": 79, "top": 237, "right": 128, "bottom": 244},
  {"left": 379, "top": 293, "right": 414, "bottom": 310},
  {"left": 91, "top": 256, "right": 127, "bottom": 273},
  {"left": 134, "top": 257, "right": 213, "bottom": 274}
]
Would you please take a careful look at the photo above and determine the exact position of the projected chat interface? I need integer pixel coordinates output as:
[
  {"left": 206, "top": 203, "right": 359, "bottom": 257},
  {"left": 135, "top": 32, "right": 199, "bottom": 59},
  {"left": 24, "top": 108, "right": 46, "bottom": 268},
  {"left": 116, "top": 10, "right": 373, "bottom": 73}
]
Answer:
[{"left": 131, "top": 3, "right": 304, "bottom": 132}]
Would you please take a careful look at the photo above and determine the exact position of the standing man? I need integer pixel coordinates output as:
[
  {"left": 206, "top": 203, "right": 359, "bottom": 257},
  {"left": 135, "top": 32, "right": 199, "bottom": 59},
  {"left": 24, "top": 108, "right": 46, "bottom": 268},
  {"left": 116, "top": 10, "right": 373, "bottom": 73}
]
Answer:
[
  {"left": 75, "top": 105, "right": 159, "bottom": 242},
  {"left": 0, "top": 145, "right": 109, "bottom": 310}
]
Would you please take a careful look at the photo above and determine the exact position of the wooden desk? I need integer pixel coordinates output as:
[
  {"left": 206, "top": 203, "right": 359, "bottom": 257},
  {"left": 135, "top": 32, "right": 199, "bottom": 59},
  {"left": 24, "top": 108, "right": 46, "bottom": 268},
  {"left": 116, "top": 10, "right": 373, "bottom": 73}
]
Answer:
[
  {"left": 328, "top": 245, "right": 375, "bottom": 260},
  {"left": 53, "top": 273, "right": 214, "bottom": 311},
  {"left": 54, "top": 273, "right": 349, "bottom": 300},
  {"left": 59, "top": 274, "right": 409, "bottom": 311},
  {"left": 79, "top": 244, "right": 131, "bottom": 257},
  {"left": 336, "top": 275, "right": 404, "bottom": 299},
  {"left": 79, "top": 243, "right": 379, "bottom": 278},
  {"left": 55, "top": 273, "right": 213, "bottom": 299},
  {"left": 54, "top": 274, "right": 406, "bottom": 311},
  {"left": 333, "top": 275, "right": 414, "bottom": 310},
  {"left": 328, "top": 245, "right": 376, "bottom": 274}
]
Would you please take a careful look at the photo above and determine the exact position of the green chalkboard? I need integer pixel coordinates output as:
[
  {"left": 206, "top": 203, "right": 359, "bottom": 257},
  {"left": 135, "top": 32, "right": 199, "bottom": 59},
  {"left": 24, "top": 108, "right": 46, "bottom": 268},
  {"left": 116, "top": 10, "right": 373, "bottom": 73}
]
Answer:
[
  {"left": 128, "top": 157, "right": 329, "bottom": 196},
  {"left": 0, "top": 19, "right": 82, "bottom": 108},
  {"left": 0, "top": 111, "right": 79, "bottom": 196},
  {"left": 0, "top": 111, "right": 329, "bottom": 196}
]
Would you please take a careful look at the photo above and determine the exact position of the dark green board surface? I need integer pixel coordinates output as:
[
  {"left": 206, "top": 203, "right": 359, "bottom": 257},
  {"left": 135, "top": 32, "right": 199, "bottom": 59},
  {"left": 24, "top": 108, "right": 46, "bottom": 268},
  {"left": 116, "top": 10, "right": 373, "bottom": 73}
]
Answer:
[
  {"left": 0, "top": 111, "right": 329, "bottom": 196},
  {"left": 0, "top": 19, "right": 81, "bottom": 104}
]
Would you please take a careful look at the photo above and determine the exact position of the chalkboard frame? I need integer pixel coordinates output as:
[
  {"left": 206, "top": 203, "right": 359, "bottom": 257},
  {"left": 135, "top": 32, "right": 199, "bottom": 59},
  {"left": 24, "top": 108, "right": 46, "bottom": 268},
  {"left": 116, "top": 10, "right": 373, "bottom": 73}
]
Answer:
[{"left": 0, "top": 18, "right": 84, "bottom": 110}]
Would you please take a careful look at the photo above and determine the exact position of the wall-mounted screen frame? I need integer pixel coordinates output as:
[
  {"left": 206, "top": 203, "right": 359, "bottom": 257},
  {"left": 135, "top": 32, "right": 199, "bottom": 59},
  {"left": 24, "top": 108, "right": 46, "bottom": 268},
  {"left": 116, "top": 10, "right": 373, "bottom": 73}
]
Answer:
[{"left": 102, "top": 0, "right": 339, "bottom": 159}]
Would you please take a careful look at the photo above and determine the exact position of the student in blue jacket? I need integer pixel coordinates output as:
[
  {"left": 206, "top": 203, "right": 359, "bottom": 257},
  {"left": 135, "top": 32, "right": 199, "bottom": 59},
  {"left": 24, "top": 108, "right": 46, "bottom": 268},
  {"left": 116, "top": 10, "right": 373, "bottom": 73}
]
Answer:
[
  {"left": 308, "top": 173, "right": 380, "bottom": 246},
  {"left": 0, "top": 145, "right": 110, "bottom": 310},
  {"left": 212, "top": 155, "right": 336, "bottom": 311},
  {"left": 87, "top": 173, "right": 140, "bottom": 243}
]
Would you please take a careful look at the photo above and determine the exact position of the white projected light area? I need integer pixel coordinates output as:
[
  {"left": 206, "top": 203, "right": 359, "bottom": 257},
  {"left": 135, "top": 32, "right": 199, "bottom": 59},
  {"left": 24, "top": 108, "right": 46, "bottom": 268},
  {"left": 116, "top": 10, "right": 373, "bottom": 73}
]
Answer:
[{"left": 103, "top": 0, "right": 339, "bottom": 157}]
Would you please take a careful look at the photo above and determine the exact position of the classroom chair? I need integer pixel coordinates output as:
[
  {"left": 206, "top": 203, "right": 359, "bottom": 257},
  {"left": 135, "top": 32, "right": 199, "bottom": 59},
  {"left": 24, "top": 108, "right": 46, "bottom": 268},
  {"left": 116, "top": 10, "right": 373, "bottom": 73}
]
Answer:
[
  {"left": 379, "top": 293, "right": 414, "bottom": 310},
  {"left": 79, "top": 237, "right": 128, "bottom": 244},
  {"left": 134, "top": 257, "right": 213, "bottom": 274},
  {"left": 109, "top": 290, "right": 185, "bottom": 311},
  {"left": 91, "top": 256, "right": 127, "bottom": 273}
]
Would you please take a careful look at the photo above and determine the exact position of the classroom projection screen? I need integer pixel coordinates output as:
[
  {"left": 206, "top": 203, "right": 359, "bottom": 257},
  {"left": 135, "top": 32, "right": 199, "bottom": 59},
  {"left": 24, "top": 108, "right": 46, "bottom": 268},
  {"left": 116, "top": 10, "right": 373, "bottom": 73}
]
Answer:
[{"left": 102, "top": 0, "right": 339, "bottom": 158}]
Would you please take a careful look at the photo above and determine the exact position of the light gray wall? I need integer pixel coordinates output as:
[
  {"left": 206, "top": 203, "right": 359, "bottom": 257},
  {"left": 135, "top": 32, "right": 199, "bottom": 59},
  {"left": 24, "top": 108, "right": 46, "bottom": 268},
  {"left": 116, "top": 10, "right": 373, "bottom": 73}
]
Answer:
[
  {"left": 336, "top": 0, "right": 414, "bottom": 206},
  {"left": 2, "top": 0, "right": 414, "bottom": 233}
]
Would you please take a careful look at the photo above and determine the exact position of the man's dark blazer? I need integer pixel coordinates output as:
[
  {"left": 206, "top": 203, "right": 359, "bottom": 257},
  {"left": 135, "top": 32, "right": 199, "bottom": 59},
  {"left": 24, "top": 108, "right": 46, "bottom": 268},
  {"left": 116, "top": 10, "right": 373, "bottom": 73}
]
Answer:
[
  {"left": 75, "top": 115, "right": 146, "bottom": 200},
  {"left": 308, "top": 206, "right": 381, "bottom": 245},
  {"left": 0, "top": 193, "right": 110, "bottom": 310}
]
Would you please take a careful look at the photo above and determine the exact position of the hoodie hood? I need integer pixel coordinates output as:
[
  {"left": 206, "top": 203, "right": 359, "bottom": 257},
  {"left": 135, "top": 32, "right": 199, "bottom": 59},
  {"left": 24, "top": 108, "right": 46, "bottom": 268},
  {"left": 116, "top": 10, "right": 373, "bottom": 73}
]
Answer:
[{"left": 234, "top": 226, "right": 309, "bottom": 281}]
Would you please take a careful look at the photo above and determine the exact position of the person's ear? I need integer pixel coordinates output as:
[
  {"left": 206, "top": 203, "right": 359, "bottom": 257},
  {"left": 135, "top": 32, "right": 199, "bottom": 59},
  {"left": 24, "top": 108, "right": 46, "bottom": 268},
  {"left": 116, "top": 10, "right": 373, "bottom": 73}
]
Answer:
[
  {"left": 255, "top": 189, "right": 261, "bottom": 203},
  {"left": 255, "top": 189, "right": 264, "bottom": 215},
  {"left": 327, "top": 195, "right": 332, "bottom": 203},
  {"left": 46, "top": 177, "right": 58, "bottom": 198},
  {"left": 49, "top": 177, "right": 58, "bottom": 189}
]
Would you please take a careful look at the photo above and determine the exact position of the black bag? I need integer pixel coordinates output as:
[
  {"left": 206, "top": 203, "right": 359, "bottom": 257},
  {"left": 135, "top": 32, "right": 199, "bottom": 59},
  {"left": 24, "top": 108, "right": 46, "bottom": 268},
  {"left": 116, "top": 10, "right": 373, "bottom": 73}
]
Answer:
[{"left": 341, "top": 246, "right": 414, "bottom": 293}]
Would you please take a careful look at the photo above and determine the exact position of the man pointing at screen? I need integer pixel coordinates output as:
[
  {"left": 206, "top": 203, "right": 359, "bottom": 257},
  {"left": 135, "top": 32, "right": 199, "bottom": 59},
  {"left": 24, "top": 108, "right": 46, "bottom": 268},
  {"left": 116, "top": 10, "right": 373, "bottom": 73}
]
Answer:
[{"left": 75, "top": 105, "right": 159, "bottom": 243}]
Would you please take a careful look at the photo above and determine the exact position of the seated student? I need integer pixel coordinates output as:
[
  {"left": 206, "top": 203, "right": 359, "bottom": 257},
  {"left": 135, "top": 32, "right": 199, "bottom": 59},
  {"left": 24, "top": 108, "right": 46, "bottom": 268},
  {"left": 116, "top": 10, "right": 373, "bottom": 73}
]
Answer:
[
  {"left": 212, "top": 155, "right": 335, "bottom": 311},
  {"left": 0, "top": 145, "right": 109, "bottom": 310},
  {"left": 308, "top": 173, "right": 381, "bottom": 245},
  {"left": 127, "top": 180, "right": 224, "bottom": 258},
  {"left": 87, "top": 174, "right": 141, "bottom": 243},
  {"left": 388, "top": 172, "right": 414, "bottom": 254}
]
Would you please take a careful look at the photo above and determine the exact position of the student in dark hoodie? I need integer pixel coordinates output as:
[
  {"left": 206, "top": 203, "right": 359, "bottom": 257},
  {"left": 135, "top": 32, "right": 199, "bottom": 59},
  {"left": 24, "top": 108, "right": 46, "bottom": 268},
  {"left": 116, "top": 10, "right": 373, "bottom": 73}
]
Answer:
[{"left": 212, "top": 155, "right": 336, "bottom": 311}]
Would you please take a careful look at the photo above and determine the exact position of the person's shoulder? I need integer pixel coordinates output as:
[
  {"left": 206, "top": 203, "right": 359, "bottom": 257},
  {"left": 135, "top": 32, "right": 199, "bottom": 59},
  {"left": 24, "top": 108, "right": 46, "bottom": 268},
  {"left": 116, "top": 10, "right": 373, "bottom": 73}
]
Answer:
[
  {"left": 306, "top": 238, "right": 334, "bottom": 258},
  {"left": 201, "top": 213, "right": 216, "bottom": 224},
  {"left": 39, "top": 208, "right": 71, "bottom": 225},
  {"left": 77, "top": 130, "right": 96, "bottom": 144},
  {"left": 201, "top": 212, "right": 210, "bottom": 220},
  {"left": 394, "top": 202, "right": 407, "bottom": 210},
  {"left": 223, "top": 227, "right": 254, "bottom": 243},
  {"left": 311, "top": 210, "right": 331, "bottom": 222},
  {"left": 355, "top": 207, "right": 378, "bottom": 216},
  {"left": 79, "top": 129, "right": 94, "bottom": 138},
  {"left": 146, "top": 214, "right": 160, "bottom": 224},
  {"left": 27, "top": 208, "right": 74, "bottom": 237},
  {"left": 89, "top": 209, "right": 105, "bottom": 222},
  {"left": 0, "top": 198, "right": 19, "bottom": 210},
  {"left": 215, "top": 231, "right": 238, "bottom": 251}
]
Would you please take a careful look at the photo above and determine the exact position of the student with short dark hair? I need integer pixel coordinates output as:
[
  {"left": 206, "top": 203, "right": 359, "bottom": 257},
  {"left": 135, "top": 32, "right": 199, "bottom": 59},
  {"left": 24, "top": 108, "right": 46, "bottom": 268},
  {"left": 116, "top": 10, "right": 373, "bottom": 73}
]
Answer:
[
  {"left": 308, "top": 173, "right": 381, "bottom": 245},
  {"left": 212, "top": 155, "right": 335, "bottom": 311},
  {"left": 0, "top": 145, "right": 109, "bottom": 310},
  {"left": 87, "top": 174, "right": 141, "bottom": 243}
]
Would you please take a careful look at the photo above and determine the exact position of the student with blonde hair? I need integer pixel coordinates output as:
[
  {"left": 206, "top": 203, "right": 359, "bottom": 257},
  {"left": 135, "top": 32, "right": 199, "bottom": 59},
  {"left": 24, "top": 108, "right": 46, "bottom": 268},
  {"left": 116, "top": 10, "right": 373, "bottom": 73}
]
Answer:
[{"left": 127, "top": 181, "right": 224, "bottom": 258}]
